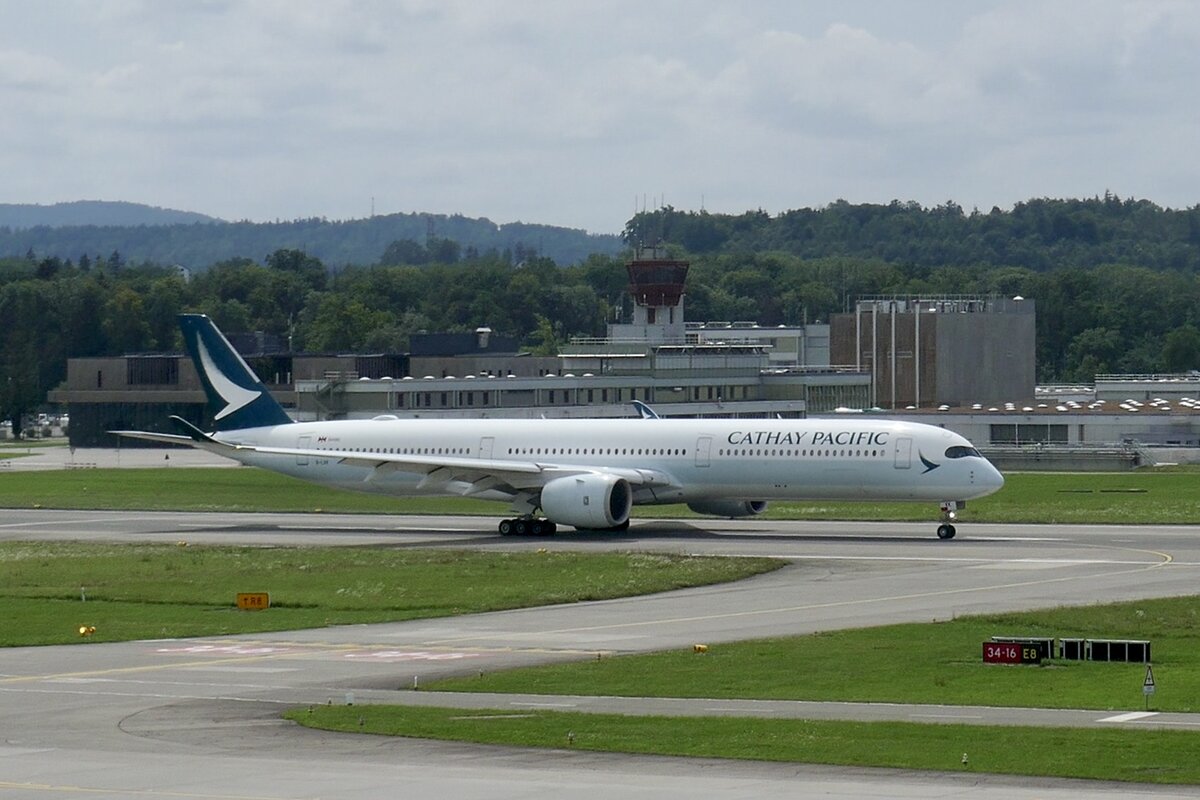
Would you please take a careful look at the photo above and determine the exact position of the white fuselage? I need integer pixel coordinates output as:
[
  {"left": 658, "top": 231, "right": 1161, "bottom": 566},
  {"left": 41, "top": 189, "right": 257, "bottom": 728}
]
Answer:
[{"left": 216, "top": 416, "right": 1003, "bottom": 505}]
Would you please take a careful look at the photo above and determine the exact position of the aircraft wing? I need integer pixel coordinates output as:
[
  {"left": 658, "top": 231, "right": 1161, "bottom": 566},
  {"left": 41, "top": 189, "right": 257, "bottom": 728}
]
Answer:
[{"left": 249, "top": 442, "right": 677, "bottom": 495}]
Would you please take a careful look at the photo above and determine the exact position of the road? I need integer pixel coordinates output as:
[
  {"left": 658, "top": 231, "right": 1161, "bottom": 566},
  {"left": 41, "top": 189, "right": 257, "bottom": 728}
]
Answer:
[{"left": 1, "top": 509, "right": 1199, "bottom": 798}]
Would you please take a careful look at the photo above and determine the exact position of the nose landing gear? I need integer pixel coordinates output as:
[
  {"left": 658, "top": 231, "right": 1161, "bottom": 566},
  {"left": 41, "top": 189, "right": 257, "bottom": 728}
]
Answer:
[{"left": 937, "top": 501, "right": 961, "bottom": 540}]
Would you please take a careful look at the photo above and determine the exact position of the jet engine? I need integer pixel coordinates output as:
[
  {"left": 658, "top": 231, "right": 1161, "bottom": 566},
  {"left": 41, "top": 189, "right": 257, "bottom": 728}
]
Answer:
[
  {"left": 540, "top": 473, "right": 633, "bottom": 530},
  {"left": 686, "top": 499, "right": 768, "bottom": 518}
]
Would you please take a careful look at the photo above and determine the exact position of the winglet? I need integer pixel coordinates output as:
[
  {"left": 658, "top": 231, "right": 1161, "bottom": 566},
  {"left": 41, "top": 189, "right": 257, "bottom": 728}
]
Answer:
[
  {"left": 179, "top": 314, "right": 292, "bottom": 431},
  {"left": 632, "top": 400, "right": 660, "bottom": 419}
]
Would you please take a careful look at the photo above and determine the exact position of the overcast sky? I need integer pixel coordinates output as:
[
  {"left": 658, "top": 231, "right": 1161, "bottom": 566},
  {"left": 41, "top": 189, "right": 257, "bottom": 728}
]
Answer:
[{"left": 2, "top": 1, "right": 1198, "bottom": 234}]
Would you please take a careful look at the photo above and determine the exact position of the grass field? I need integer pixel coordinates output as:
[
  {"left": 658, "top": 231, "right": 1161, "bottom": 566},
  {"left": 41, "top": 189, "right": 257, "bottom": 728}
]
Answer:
[
  {"left": 3, "top": 465, "right": 1200, "bottom": 524},
  {"left": 0, "top": 440, "right": 65, "bottom": 451},
  {"left": 0, "top": 541, "right": 781, "bottom": 646},
  {"left": 291, "top": 594, "right": 1200, "bottom": 784},
  {"left": 286, "top": 706, "right": 1200, "bottom": 784},
  {"left": 430, "top": 595, "right": 1199, "bottom": 712}
]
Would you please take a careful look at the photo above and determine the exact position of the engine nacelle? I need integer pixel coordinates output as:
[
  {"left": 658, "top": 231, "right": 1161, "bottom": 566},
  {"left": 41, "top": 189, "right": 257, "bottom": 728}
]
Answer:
[
  {"left": 686, "top": 499, "right": 768, "bottom": 518},
  {"left": 540, "top": 474, "right": 632, "bottom": 530}
]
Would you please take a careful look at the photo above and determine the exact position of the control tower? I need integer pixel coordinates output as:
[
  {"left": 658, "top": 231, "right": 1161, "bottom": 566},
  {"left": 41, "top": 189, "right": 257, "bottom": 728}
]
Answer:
[{"left": 610, "top": 246, "right": 689, "bottom": 343}]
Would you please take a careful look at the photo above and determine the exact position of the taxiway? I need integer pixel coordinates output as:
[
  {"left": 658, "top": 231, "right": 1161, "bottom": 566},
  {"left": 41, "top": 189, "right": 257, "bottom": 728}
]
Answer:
[{"left": 1, "top": 509, "right": 1199, "bottom": 798}]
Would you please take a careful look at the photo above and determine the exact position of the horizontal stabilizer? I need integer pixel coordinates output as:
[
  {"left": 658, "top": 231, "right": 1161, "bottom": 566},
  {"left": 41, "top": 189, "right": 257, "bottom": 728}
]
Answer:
[
  {"left": 111, "top": 418, "right": 241, "bottom": 458},
  {"left": 108, "top": 430, "right": 199, "bottom": 447}
]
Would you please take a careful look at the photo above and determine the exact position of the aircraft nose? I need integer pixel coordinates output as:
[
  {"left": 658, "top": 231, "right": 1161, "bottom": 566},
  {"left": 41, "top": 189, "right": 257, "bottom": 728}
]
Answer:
[{"left": 982, "top": 460, "right": 1005, "bottom": 493}]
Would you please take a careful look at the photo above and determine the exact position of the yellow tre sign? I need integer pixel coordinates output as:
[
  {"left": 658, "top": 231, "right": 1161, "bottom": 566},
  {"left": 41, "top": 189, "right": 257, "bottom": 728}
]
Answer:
[{"left": 236, "top": 592, "right": 271, "bottom": 611}]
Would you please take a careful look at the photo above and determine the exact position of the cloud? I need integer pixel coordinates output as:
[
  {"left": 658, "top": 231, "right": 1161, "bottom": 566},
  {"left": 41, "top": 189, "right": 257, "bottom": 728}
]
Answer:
[{"left": 1, "top": 1, "right": 1199, "bottom": 233}]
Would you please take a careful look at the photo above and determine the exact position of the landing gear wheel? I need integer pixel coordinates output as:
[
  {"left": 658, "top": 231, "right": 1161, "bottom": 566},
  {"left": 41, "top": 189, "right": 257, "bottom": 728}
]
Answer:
[
  {"left": 499, "top": 518, "right": 557, "bottom": 536},
  {"left": 937, "top": 523, "right": 956, "bottom": 540}
]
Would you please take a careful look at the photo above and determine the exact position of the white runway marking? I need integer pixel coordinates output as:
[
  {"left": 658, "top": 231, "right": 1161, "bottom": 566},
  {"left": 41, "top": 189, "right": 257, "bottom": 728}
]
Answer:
[
  {"left": 758, "top": 555, "right": 1155, "bottom": 566},
  {"left": 1098, "top": 711, "right": 1158, "bottom": 723},
  {"left": 0, "top": 515, "right": 148, "bottom": 529},
  {"left": 176, "top": 666, "right": 301, "bottom": 674},
  {"left": 277, "top": 525, "right": 469, "bottom": 533},
  {"left": 342, "top": 650, "right": 483, "bottom": 662},
  {"left": 156, "top": 644, "right": 304, "bottom": 656},
  {"left": 968, "top": 560, "right": 1120, "bottom": 570},
  {"left": 911, "top": 713, "right": 984, "bottom": 720}
]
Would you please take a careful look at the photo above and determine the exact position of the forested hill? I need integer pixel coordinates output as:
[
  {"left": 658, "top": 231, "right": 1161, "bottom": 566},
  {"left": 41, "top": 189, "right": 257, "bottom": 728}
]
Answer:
[
  {"left": 625, "top": 196, "right": 1200, "bottom": 271},
  {"left": 0, "top": 201, "right": 220, "bottom": 228},
  {"left": 0, "top": 210, "right": 623, "bottom": 268}
]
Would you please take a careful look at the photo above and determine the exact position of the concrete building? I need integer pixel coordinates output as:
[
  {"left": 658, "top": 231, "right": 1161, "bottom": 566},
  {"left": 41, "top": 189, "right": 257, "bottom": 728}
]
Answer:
[
  {"left": 407, "top": 329, "right": 557, "bottom": 379},
  {"left": 830, "top": 295, "right": 1036, "bottom": 409},
  {"left": 1093, "top": 374, "right": 1200, "bottom": 403},
  {"left": 302, "top": 249, "right": 868, "bottom": 420},
  {"left": 687, "top": 321, "right": 831, "bottom": 368}
]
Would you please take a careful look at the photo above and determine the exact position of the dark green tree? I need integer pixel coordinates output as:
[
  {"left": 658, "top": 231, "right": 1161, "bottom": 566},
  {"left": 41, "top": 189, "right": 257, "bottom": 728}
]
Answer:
[{"left": 1162, "top": 325, "right": 1200, "bottom": 372}]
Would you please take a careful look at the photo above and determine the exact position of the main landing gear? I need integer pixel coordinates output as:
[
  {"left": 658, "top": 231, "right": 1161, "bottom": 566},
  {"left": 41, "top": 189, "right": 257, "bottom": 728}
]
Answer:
[
  {"left": 498, "top": 518, "right": 557, "bottom": 536},
  {"left": 937, "top": 501, "right": 960, "bottom": 540}
]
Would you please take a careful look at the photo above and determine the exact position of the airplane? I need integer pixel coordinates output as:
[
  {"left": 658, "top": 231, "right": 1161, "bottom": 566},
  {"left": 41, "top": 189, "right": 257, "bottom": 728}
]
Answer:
[{"left": 115, "top": 314, "right": 1004, "bottom": 539}]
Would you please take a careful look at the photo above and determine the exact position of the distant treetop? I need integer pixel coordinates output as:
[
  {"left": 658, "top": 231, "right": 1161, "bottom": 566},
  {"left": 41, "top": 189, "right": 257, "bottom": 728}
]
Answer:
[
  {"left": 624, "top": 196, "right": 1200, "bottom": 271},
  {"left": 0, "top": 201, "right": 221, "bottom": 229}
]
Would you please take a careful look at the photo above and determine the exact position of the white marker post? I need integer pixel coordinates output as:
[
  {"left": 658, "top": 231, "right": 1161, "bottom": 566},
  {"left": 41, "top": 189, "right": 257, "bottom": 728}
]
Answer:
[{"left": 1143, "top": 664, "right": 1156, "bottom": 710}]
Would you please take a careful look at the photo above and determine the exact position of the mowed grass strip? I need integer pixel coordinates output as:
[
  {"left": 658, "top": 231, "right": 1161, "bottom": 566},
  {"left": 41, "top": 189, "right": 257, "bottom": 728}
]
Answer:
[
  {"left": 0, "top": 468, "right": 459, "bottom": 514},
  {"left": 0, "top": 440, "right": 64, "bottom": 450},
  {"left": 0, "top": 542, "right": 782, "bottom": 646},
  {"left": 432, "top": 595, "right": 1200, "bottom": 712},
  {"left": 286, "top": 705, "right": 1200, "bottom": 784},
  {"left": 4, "top": 466, "right": 1200, "bottom": 524}
]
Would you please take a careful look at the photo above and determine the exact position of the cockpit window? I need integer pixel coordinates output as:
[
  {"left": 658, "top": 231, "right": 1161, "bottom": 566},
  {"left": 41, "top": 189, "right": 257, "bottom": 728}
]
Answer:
[{"left": 945, "top": 445, "right": 981, "bottom": 459}]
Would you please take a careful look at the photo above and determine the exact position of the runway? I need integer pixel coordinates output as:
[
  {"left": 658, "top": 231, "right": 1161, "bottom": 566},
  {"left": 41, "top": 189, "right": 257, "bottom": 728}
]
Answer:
[{"left": 2, "top": 509, "right": 1199, "bottom": 798}]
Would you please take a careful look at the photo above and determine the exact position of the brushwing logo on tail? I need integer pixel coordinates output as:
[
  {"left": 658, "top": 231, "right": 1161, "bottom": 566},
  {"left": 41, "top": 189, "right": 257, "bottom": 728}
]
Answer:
[{"left": 196, "top": 336, "right": 261, "bottom": 420}]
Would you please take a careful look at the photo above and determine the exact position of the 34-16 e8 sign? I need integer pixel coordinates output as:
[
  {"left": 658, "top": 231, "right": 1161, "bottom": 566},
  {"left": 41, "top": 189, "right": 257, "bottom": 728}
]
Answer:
[{"left": 982, "top": 642, "right": 1043, "bottom": 664}]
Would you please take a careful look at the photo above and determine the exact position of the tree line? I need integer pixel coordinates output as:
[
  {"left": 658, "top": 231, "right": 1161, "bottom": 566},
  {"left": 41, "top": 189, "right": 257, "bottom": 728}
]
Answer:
[
  {"left": 626, "top": 195, "right": 1200, "bottom": 271},
  {"left": 0, "top": 210, "right": 622, "bottom": 270},
  {"left": 0, "top": 246, "right": 627, "bottom": 435}
]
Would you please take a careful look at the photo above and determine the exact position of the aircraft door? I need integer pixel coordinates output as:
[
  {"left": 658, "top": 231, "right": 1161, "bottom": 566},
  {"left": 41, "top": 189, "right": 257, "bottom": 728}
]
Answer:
[
  {"left": 894, "top": 436, "right": 912, "bottom": 469},
  {"left": 297, "top": 434, "right": 311, "bottom": 466},
  {"left": 479, "top": 436, "right": 494, "bottom": 459},
  {"left": 695, "top": 436, "right": 712, "bottom": 468}
]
